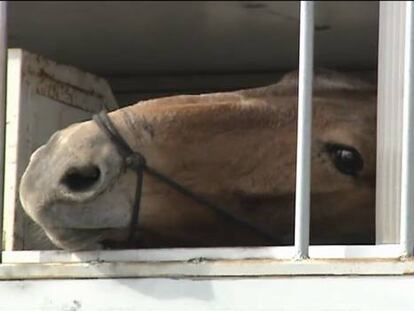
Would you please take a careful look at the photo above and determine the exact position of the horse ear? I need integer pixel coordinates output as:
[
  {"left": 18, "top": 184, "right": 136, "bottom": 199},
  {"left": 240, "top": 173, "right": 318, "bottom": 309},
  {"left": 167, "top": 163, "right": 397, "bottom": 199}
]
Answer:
[
  {"left": 273, "top": 68, "right": 376, "bottom": 94},
  {"left": 240, "top": 68, "right": 376, "bottom": 98},
  {"left": 273, "top": 70, "right": 299, "bottom": 90}
]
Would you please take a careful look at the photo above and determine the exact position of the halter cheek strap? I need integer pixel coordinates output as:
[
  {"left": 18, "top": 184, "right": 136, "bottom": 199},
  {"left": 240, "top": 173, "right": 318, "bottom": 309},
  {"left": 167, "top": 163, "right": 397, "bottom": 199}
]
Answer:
[
  {"left": 93, "top": 110, "right": 145, "bottom": 244},
  {"left": 93, "top": 110, "right": 277, "bottom": 247}
]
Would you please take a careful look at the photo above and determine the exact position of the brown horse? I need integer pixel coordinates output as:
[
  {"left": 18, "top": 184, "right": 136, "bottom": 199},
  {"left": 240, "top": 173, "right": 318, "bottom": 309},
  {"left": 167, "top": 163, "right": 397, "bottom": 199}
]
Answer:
[{"left": 19, "top": 69, "right": 377, "bottom": 251}]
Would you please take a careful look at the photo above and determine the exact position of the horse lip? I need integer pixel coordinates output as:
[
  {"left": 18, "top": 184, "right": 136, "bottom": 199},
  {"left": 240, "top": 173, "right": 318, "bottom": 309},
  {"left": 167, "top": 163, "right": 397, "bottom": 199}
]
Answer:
[{"left": 39, "top": 195, "right": 131, "bottom": 229}]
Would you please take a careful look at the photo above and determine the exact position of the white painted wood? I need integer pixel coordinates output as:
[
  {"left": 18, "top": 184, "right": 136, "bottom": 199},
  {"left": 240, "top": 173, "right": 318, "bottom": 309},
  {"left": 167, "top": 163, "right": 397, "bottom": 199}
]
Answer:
[
  {"left": 1, "top": 244, "right": 402, "bottom": 264},
  {"left": 376, "top": 1, "right": 406, "bottom": 244},
  {"left": 0, "top": 1, "right": 7, "bottom": 257},
  {"left": 3, "top": 49, "right": 118, "bottom": 250},
  {"left": 0, "top": 258, "right": 414, "bottom": 280},
  {"left": 1, "top": 276, "right": 414, "bottom": 311},
  {"left": 400, "top": 0, "right": 414, "bottom": 257},
  {"left": 0, "top": 259, "right": 414, "bottom": 280}
]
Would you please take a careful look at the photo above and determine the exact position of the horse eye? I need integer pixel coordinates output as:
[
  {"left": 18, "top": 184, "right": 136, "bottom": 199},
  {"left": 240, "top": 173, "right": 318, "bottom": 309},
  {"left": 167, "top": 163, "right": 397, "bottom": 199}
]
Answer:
[{"left": 325, "top": 143, "right": 364, "bottom": 176}]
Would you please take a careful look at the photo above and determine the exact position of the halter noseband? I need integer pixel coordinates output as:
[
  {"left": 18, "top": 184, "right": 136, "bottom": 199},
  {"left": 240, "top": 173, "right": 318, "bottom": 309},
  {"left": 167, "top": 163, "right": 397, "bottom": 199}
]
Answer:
[{"left": 93, "top": 110, "right": 277, "bottom": 247}]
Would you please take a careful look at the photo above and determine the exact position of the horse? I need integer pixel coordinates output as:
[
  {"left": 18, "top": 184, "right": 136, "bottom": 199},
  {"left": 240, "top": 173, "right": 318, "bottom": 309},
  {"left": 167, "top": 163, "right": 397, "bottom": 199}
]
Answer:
[{"left": 19, "top": 69, "right": 377, "bottom": 250}]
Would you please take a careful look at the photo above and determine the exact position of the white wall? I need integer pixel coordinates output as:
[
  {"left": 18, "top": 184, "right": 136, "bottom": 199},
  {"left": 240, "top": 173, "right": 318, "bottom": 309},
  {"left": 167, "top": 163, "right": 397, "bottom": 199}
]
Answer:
[{"left": 0, "top": 276, "right": 412, "bottom": 311}]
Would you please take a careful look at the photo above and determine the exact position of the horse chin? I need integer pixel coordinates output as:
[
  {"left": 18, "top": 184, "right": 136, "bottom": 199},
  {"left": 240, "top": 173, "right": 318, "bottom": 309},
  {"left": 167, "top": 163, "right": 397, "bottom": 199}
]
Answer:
[
  {"left": 46, "top": 226, "right": 138, "bottom": 251},
  {"left": 41, "top": 226, "right": 115, "bottom": 251}
]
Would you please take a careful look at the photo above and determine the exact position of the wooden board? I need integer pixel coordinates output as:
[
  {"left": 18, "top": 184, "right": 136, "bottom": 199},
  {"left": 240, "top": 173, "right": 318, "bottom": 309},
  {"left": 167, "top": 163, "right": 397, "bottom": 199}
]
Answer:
[{"left": 3, "top": 49, "right": 118, "bottom": 250}]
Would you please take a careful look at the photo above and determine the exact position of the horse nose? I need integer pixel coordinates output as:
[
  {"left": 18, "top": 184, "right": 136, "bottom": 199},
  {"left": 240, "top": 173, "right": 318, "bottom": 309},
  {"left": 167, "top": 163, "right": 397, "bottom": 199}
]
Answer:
[{"left": 60, "top": 164, "right": 101, "bottom": 193}]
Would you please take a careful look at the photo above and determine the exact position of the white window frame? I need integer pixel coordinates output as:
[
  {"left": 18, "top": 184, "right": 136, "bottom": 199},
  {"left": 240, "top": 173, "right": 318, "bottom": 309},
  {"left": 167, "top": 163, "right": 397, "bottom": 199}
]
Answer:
[
  {"left": 376, "top": 1, "right": 406, "bottom": 245},
  {"left": 1, "top": 1, "right": 414, "bottom": 281}
]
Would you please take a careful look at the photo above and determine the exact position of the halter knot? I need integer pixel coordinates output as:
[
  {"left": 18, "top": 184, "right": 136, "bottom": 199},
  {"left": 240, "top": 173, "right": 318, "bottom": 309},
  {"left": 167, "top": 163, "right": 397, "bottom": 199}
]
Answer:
[{"left": 126, "top": 153, "right": 146, "bottom": 170}]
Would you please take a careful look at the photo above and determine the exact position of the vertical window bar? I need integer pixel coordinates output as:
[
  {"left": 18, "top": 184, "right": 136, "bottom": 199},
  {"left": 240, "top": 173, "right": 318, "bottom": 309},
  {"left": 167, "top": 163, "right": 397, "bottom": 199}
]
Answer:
[
  {"left": 376, "top": 1, "right": 406, "bottom": 245},
  {"left": 400, "top": 0, "right": 414, "bottom": 257},
  {"left": 0, "top": 1, "right": 7, "bottom": 262},
  {"left": 294, "top": 0, "right": 314, "bottom": 259}
]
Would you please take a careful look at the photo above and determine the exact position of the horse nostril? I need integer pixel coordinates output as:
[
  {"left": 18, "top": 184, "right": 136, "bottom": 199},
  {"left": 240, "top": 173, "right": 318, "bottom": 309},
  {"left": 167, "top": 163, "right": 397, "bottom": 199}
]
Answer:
[{"left": 60, "top": 165, "right": 101, "bottom": 192}]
